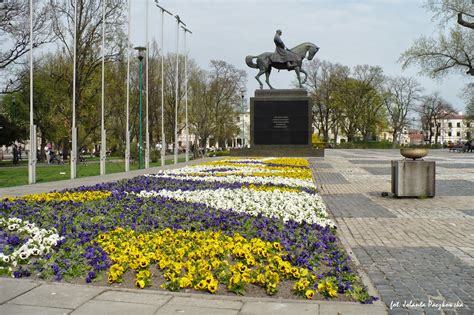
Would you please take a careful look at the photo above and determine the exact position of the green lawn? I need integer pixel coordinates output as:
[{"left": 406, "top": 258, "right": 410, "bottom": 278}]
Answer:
[{"left": 0, "top": 158, "right": 189, "bottom": 188}]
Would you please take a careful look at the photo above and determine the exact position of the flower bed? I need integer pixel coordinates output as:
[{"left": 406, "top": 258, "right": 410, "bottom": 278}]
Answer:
[{"left": 0, "top": 157, "right": 376, "bottom": 303}]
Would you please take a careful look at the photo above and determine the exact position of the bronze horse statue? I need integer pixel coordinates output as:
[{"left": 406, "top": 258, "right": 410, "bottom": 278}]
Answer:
[{"left": 245, "top": 42, "right": 319, "bottom": 89}]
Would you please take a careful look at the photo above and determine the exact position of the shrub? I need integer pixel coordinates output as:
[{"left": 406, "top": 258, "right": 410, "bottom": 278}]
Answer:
[{"left": 208, "top": 150, "right": 230, "bottom": 157}]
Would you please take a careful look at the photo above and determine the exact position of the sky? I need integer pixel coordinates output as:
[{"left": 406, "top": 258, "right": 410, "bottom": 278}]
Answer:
[{"left": 132, "top": 0, "right": 470, "bottom": 111}]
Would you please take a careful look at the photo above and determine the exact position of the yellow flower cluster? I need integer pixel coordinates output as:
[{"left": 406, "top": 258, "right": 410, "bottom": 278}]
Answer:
[
  {"left": 265, "top": 158, "right": 309, "bottom": 167},
  {"left": 96, "top": 228, "right": 317, "bottom": 297},
  {"left": 195, "top": 158, "right": 312, "bottom": 180},
  {"left": 247, "top": 170, "right": 312, "bottom": 180},
  {"left": 244, "top": 184, "right": 301, "bottom": 193},
  {"left": 317, "top": 279, "right": 338, "bottom": 298},
  {"left": 4, "top": 191, "right": 112, "bottom": 202}
]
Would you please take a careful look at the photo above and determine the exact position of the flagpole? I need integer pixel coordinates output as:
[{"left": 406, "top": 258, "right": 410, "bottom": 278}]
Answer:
[
  {"left": 125, "top": 0, "right": 131, "bottom": 172},
  {"left": 100, "top": 0, "right": 106, "bottom": 175},
  {"left": 181, "top": 26, "right": 192, "bottom": 162},
  {"left": 145, "top": 0, "right": 150, "bottom": 169},
  {"left": 174, "top": 15, "right": 186, "bottom": 164},
  {"left": 28, "top": 0, "right": 36, "bottom": 184},
  {"left": 71, "top": 0, "right": 78, "bottom": 179},
  {"left": 154, "top": 1, "right": 172, "bottom": 167}
]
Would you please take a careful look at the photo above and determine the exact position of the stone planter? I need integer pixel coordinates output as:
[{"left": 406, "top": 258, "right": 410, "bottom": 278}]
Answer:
[{"left": 400, "top": 148, "right": 429, "bottom": 160}]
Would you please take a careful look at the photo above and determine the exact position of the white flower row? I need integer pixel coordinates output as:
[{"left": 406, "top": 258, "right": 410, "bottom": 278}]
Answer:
[
  {"left": 148, "top": 165, "right": 291, "bottom": 176},
  {"left": 145, "top": 173, "right": 315, "bottom": 189},
  {"left": 131, "top": 188, "right": 334, "bottom": 227},
  {"left": 0, "top": 217, "right": 64, "bottom": 270},
  {"left": 218, "top": 158, "right": 275, "bottom": 164}
]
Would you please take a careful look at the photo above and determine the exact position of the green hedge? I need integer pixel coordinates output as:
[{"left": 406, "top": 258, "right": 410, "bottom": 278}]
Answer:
[
  {"left": 332, "top": 141, "right": 443, "bottom": 149},
  {"left": 208, "top": 150, "right": 230, "bottom": 157}
]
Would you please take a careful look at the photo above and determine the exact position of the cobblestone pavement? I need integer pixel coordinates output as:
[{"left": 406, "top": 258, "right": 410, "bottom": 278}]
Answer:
[{"left": 310, "top": 149, "right": 474, "bottom": 315}]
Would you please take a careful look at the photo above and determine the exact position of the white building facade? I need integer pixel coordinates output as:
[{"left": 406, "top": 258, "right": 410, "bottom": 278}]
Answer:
[{"left": 437, "top": 113, "right": 472, "bottom": 144}]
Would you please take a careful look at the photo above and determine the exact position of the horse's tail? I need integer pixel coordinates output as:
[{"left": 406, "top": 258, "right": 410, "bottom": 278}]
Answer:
[{"left": 245, "top": 55, "right": 258, "bottom": 69}]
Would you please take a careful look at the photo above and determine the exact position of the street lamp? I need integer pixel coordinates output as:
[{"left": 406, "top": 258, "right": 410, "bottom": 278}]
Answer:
[
  {"left": 154, "top": 0, "right": 173, "bottom": 167},
  {"left": 135, "top": 46, "right": 146, "bottom": 170}
]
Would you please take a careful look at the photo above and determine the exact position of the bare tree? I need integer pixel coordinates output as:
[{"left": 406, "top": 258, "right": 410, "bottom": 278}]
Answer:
[
  {"left": 382, "top": 76, "right": 423, "bottom": 146},
  {"left": 0, "top": 0, "right": 53, "bottom": 91},
  {"left": 48, "top": 0, "right": 126, "bottom": 151},
  {"left": 418, "top": 93, "right": 455, "bottom": 144}
]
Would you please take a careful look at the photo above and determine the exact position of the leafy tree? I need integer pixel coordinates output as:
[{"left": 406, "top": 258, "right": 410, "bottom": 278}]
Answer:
[
  {"left": 189, "top": 60, "right": 245, "bottom": 154},
  {"left": 207, "top": 60, "right": 246, "bottom": 148},
  {"left": 382, "top": 76, "right": 423, "bottom": 146},
  {"left": 0, "top": 94, "right": 28, "bottom": 145},
  {"left": 305, "top": 59, "right": 349, "bottom": 142},
  {"left": 462, "top": 83, "right": 474, "bottom": 118},
  {"left": 0, "top": 113, "right": 27, "bottom": 146},
  {"left": 333, "top": 78, "right": 363, "bottom": 142},
  {"left": 426, "top": 0, "right": 474, "bottom": 29},
  {"left": 400, "top": 0, "right": 474, "bottom": 76},
  {"left": 351, "top": 65, "right": 386, "bottom": 141}
]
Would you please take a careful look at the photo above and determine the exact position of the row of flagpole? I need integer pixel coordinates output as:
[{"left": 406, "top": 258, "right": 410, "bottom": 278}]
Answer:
[{"left": 28, "top": 0, "right": 192, "bottom": 183}]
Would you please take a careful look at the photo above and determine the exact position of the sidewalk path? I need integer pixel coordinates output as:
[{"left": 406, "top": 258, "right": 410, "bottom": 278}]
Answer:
[
  {"left": 0, "top": 155, "right": 203, "bottom": 198},
  {"left": 0, "top": 154, "right": 387, "bottom": 315},
  {"left": 310, "top": 149, "right": 474, "bottom": 315}
]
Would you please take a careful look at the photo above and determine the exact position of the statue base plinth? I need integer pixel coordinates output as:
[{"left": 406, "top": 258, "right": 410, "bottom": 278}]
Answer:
[{"left": 250, "top": 89, "right": 312, "bottom": 146}]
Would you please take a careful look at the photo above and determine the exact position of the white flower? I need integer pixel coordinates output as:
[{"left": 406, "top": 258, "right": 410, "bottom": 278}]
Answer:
[
  {"left": 0, "top": 216, "right": 64, "bottom": 274},
  {"left": 131, "top": 188, "right": 334, "bottom": 227},
  {"left": 1, "top": 255, "right": 10, "bottom": 263},
  {"left": 146, "top": 173, "right": 315, "bottom": 189},
  {"left": 19, "top": 251, "right": 29, "bottom": 260}
]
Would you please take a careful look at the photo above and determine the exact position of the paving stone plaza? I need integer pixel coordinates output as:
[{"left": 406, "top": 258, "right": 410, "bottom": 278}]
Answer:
[
  {"left": 311, "top": 149, "right": 474, "bottom": 315},
  {"left": 0, "top": 149, "right": 472, "bottom": 314}
]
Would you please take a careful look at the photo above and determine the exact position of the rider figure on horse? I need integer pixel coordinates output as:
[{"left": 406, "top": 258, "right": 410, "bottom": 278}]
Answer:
[{"left": 270, "top": 30, "right": 300, "bottom": 70}]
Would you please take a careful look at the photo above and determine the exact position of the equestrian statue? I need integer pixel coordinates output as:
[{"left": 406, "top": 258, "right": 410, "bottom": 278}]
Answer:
[{"left": 245, "top": 30, "right": 319, "bottom": 89}]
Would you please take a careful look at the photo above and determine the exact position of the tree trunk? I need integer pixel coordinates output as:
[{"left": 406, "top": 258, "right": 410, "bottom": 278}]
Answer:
[
  {"left": 392, "top": 130, "right": 398, "bottom": 148},
  {"left": 40, "top": 135, "right": 46, "bottom": 162}
]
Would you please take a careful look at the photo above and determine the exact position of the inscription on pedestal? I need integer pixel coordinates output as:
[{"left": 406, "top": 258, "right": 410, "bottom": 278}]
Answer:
[
  {"left": 253, "top": 99, "right": 309, "bottom": 145},
  {"left": 272, "top": 116, "right": 290, "bottom": 129}
]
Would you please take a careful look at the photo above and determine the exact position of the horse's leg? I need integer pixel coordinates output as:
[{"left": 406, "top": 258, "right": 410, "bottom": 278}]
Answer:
[
  {"left": 265, "top": 67, "right": 274, "bottom": 89},
  {"left": 295, "top": 67, "right": 303, "bottom": 88},
  {"left": 255, "top": 70, "right": 264, "bottom": 89},
  {"left": 299, "top": 68, "right": 308, "bottom": 85}
]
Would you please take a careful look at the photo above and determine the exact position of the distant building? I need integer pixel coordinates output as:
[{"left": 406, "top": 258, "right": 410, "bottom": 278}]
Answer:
[
  {"left": 234, "top": 109, "right": 250, "bottom": 147},
  {"left": 436, "top": 112, "right": 472, "bottom": 144}
]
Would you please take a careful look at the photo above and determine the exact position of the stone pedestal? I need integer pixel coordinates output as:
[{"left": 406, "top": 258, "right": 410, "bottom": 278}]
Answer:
[
  {"left": 391, "top": 160, "right": 435, "bottom": 197},
  {"left": 231, "top": 89, "right": 323, "bottom": 157}
]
